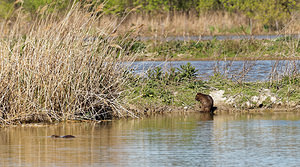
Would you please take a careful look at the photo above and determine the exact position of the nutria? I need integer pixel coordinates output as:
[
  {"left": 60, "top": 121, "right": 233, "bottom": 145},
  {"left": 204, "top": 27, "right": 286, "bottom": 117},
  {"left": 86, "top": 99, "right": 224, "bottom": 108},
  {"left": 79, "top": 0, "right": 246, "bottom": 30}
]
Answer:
[
  {"left": 51, "top": 135, "right": 60, "bottom": 138},
  {"left": 195, "top": 93, "right": 214, "bottom": 114},
  {"left": 51, "top": 135, "right": 75, "bottom": 138}
]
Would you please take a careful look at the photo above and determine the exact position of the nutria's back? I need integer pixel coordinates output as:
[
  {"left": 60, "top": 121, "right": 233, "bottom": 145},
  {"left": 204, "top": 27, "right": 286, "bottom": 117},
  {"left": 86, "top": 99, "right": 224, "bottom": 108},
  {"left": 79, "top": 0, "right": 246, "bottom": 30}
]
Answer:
[
  {"left": 51, "top": 135, "right": 75, "bottom": 138},
  {"left": 62, "top": 135, "right": 75, "bottom": 138},
  {"left": 195, "top": 93, "right": 214, "bottom": 113}
]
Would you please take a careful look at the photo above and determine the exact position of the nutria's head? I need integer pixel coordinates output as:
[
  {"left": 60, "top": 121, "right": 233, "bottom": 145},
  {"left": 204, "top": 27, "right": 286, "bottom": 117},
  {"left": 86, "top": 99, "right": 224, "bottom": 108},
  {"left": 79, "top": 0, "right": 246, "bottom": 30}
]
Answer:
[
  {"left": 51, "top": 135, "right": 60, "bottom": 138},
  {"left": 195, "top": 93, "right": 205, "bottom": 101}
]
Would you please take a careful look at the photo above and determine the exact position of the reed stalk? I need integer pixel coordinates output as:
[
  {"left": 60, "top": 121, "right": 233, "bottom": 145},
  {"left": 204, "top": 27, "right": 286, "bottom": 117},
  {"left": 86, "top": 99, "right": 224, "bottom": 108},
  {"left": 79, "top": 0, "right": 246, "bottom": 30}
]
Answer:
[{"left": 0, "top": 3, "right": 137, "bottom": 125}]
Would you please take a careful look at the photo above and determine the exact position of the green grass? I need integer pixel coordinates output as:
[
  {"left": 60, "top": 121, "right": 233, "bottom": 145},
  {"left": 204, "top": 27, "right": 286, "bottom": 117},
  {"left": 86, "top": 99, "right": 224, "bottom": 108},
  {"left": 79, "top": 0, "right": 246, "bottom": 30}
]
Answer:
[
  {"left": 134, "top": 39, "right": 300, "bottom": 60},
  {"left": 123, "top": 63, "right": 300, "bottom": 111}
]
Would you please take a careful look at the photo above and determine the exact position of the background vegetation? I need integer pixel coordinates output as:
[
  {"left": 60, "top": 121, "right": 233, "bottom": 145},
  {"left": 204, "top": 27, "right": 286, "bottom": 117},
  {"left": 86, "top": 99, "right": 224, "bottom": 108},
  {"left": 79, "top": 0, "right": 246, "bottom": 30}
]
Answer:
[
  {"left": 126, "top": 37, "right": 300, "bottom": 61},
  {"left": 1, "top": 0, "right": 299, "bottom": 34}
]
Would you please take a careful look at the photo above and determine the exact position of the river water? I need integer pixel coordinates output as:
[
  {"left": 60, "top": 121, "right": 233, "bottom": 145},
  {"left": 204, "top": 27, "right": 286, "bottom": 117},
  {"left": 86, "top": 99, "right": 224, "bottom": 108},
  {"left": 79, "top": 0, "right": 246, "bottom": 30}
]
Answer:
[
  {"left": 1, "top": 112, "right": 300, "bottom": 167},
  {"left": 132, "top": 60, "right": 300, "bottom": 81}
]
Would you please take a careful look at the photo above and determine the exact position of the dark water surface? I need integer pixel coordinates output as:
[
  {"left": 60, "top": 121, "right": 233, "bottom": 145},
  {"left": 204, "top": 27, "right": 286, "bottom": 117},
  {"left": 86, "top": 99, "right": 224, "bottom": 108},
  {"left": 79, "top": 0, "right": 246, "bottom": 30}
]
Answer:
[
  {"left": 132, "top": 60, "right": 300, "bottom": 81},
  {"left": 1, "top": 112, "right": 300, "bottom": 167}
]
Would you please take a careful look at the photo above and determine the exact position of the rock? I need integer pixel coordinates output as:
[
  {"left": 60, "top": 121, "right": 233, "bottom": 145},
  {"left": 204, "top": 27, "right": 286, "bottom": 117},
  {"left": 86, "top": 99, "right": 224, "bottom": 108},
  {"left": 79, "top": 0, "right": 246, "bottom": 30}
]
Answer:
[
  {"left": 209, "top": 90, "right": 227, "bottom": 105},
  {"left": 251, "top": 96, "right": 259, "bottom": 103},
  {"left": 270, "top": 96, "right": 277, "bottom": 103}
]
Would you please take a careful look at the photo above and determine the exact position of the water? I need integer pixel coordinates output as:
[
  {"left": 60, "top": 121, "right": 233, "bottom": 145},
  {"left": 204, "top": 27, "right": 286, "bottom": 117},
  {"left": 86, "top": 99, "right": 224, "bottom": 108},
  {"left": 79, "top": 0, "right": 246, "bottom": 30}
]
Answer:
[
  {"left": 131, "top": 60, "right": 300, "bottom": 81},
  {"left": 1, "top": 112, "right": 300, "bottom": 167}
]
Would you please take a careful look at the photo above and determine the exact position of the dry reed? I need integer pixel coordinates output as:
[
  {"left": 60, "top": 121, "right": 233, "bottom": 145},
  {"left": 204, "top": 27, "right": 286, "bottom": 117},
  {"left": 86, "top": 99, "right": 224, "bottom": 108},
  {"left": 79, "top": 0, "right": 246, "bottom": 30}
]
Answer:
[
  {"left": 0, "top": 3, "right": 137, "bottom": 125},
  {"left": 109, "top": 11, "right": 300, "bottom": 36}
]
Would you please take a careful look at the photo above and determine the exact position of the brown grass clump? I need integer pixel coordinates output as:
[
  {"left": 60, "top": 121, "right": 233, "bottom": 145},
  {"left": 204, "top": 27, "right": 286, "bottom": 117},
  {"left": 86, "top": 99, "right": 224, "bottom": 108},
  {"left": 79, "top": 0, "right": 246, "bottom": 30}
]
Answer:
[{"left": 0, "top": 3, "right": 137, "bottom": 125}]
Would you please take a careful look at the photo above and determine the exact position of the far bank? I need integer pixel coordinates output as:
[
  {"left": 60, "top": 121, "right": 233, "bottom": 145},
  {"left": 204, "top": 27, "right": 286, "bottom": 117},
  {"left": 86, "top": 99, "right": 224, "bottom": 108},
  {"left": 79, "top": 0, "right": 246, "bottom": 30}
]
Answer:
[{"left": 131, "top": 38, "right": 300, "bottom": 61}]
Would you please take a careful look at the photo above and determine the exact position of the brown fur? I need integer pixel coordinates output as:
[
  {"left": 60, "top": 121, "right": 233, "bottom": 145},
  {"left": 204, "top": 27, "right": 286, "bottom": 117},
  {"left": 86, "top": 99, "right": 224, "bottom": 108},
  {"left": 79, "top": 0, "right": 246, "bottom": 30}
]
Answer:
[
  {"left": 51, "top": 135, "right": 75, "bottom": 138},
  {"left": 195, "top": 93, "right": 214, "bottom": 113}
]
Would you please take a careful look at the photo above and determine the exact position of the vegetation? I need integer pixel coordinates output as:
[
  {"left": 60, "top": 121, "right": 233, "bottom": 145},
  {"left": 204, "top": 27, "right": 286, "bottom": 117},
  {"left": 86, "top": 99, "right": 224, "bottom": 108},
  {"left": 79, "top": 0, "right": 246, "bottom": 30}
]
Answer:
[
  {"left": 132, "top": 39, "right": 300, "bottom": 61},
  {"left": 199, "top": 0, "right": 300, "bottom": 29},
  {"left": 0, "top": 1, "right": 299, "bottom": 126},
  {"left": 124, "top": 63, "right": 300, "bottom": 113},
  {"left": 124, "top": 63, "right": 206, "bottom": 109},
  {"left": 0, "top": 3, "right": 138, "bottom": 125},
  {"left": 0, "top": 0, "right": 300, "bottom": 35}
]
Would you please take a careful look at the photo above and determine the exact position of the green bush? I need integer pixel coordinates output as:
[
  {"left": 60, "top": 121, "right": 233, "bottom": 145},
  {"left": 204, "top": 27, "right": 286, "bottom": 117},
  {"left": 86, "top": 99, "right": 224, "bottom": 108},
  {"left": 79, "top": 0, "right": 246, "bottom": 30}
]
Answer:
[
  {"left": 177, "top": 62, "right": 198, "bottom": 81},
  {"left": 1, "top": 0, "right": 299, "bottom": 30},
  {"left": 0, "top": 1, "right": 14, "bottom": 19}
]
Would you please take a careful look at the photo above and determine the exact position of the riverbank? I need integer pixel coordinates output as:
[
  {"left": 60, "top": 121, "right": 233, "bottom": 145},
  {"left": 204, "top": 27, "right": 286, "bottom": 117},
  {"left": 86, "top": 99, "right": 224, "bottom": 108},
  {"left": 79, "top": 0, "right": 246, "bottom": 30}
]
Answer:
[
  {"left": 135, "top": 56, "right": 300, "bottom": 62},
  {"left": 132, "top": 38, "right": 300, "bottom": 61},
  {"left": 0, "top": 2, "right": 299, "bottom": 126},
  {"left": 123, "top": 63, "right": 300, "bottom": 116}
]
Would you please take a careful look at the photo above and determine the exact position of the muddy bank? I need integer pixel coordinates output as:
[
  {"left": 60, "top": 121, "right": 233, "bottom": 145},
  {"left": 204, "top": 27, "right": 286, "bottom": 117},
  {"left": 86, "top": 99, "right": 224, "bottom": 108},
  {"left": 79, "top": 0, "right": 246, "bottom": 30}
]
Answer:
[
  {"left": 126, "top": 88, "right": 300, "bottom": 117},
  {"left": 128, "top": 102, "right": 300, "bottom": 117}
]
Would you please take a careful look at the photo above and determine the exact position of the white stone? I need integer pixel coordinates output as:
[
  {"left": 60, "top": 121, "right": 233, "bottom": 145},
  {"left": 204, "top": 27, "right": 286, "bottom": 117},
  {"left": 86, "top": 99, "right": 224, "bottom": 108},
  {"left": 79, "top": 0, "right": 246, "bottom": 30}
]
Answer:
[
  {"left": 270, "top": 96, "right": 277, "bottom": 103},
  {"left": 258, "top": 95, "right": 267, "bottom": 104},
  {"left": 251, "top": 96, "right": 259, "bottom": 103},
  {"left": 209, "top": 90, "right": 227, "bottom": 105},
  {"left": 245, "top": 101, "right": 252, "bottom": 108}
]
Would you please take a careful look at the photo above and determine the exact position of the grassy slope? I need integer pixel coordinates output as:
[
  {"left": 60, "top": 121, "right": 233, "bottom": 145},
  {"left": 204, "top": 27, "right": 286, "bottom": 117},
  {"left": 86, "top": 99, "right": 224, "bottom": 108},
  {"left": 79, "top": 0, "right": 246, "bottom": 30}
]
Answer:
[{"left": 123, "top": 65, "right": 300, "bottom": 114}]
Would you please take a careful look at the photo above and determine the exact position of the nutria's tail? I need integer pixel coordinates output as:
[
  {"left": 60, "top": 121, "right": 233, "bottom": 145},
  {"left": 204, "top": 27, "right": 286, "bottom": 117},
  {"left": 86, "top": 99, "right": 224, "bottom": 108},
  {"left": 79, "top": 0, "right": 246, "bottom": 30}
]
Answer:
[
  {"left": 212, "top": 107, "right": 217, "bottom": 112},
  {"left": 209, "top": 107, "right": 218, "bottom": 116}
]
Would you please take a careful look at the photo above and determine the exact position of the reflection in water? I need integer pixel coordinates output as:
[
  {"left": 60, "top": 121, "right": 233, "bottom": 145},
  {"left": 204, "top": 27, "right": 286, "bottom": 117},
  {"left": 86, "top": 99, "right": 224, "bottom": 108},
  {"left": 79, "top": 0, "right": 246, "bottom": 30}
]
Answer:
[{"left": 1, "top": 112, "right": 300, "bottom": 166}]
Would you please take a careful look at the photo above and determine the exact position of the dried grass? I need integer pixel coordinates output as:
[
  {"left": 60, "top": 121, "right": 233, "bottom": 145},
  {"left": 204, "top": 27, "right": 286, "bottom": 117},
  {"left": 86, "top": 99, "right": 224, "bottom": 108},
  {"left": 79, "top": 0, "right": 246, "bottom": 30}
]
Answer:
[
  {"left": 112, "top": 11, "right": 300, "bottom": 36},
  {"left": 0, "top": 3, "right": 137, "bottom": 125}
]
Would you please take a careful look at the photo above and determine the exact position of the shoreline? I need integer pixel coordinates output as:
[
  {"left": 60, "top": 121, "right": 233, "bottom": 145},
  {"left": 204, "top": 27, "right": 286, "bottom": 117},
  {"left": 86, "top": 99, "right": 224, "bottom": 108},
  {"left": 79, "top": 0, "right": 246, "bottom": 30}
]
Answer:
[
  {"left": 132, "top": 37, "right": 300, "bottom": 61},
  {"left": 127, "top": 98, "right": 300, "bottom": 117},
  {"left": 135, "top": 57, "right": 300, "bottom": 62}
]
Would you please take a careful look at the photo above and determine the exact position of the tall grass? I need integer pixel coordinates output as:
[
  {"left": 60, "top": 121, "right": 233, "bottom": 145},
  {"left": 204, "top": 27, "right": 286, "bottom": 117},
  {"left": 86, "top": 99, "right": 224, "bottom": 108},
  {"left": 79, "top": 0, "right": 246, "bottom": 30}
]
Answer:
[
  {"left": 0, "top": 3, "right": 137, "bottom": 125},
  {"left": 112, "top": 11, "right": 300, "bottom": 36}
]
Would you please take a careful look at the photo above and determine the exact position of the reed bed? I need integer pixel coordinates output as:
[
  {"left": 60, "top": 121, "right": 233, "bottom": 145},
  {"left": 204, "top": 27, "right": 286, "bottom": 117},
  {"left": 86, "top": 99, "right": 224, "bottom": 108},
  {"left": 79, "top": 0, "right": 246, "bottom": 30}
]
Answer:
[
  {"left": 0, "top": 3, "right": 137, "bottom": 125},
  {"left": 108, "top": 11, "right": 300, "bottom": 36}
]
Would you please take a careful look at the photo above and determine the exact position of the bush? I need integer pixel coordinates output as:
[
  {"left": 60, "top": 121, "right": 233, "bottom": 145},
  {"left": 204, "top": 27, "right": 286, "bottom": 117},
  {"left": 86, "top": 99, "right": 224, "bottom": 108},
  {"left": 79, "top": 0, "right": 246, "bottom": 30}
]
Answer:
[{"left": 0, "top": 1, "right": 14, "bottom": 19}]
